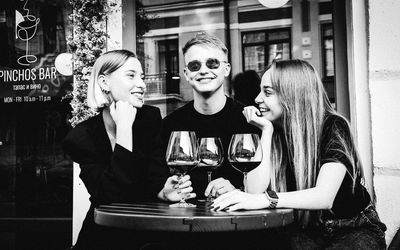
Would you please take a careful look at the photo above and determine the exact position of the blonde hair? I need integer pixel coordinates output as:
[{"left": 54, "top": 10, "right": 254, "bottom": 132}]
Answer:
[
  {"left": 87, "top": 49, "right": 137, "bottom": 111},
  {"left": 268, "top": 59, "right": 363, "bottom": 227},
  {"left": 182, "top": 32, "right": 228, "bottom": 58}
]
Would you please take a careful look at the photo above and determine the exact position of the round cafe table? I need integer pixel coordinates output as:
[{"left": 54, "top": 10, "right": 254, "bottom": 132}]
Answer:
[{"left": 94, "top": 200, "right": 294, "bottom": 232}]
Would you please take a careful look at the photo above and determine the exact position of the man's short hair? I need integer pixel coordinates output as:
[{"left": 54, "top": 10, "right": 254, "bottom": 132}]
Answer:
[{"left": 182, "top": 32, "right": 228, "bottom": 57}]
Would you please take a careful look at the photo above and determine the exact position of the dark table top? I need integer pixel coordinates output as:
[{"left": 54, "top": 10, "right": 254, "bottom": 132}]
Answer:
[{"left": 94, "top": 200, "right": 294, "bottom": 232}]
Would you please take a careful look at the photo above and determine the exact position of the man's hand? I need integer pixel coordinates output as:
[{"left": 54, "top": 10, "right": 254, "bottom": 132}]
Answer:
[{"left": 160, "top": 175, "right": 196, "bottom": 202}]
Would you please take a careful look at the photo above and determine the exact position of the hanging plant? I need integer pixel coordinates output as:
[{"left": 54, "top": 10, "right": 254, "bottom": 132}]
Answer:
[
  {"left": 67, "top": 0, "right": 151, "bottom": 127},
  {"left": 67, "top": 0, "right": 115, "bottom": 127}
]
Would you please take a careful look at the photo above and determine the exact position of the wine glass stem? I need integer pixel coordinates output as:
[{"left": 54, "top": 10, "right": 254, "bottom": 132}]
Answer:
[
  {"left": 207, "top": 171, "right": 212, "bottom": 201},
  {"left": 178, "top": 174, "right": 186, "bottom": 204},
  {"left": 243, "top": 172, "right": 248, "bottom": 193}
]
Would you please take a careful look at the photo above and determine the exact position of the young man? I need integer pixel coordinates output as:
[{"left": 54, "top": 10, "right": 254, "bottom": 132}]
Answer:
[{"left": 162, "top": 32, "right": 260, "bottom": 200}]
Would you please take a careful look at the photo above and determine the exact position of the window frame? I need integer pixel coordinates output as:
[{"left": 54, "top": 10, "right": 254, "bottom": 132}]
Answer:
[{"left": 241, "top": 27, "right": 292, "bottom": 75}]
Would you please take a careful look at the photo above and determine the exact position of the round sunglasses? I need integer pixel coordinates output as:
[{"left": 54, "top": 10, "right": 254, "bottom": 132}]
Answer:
[{"left": 186, "top": 58, "right": 227, "bottom": 72}]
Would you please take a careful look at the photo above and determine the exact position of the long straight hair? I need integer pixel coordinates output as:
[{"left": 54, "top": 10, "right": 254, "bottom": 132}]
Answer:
[{"left": 268, "top": 59, "right": 364, "bottom": 227}]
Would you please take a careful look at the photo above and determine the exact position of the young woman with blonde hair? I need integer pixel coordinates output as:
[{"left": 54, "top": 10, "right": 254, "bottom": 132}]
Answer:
[
  {"left": 63, "top": 49, "right": 194, "bottom": 249},
  {"left": 212, "top": 59, "right": 386, "bottom": 249}
]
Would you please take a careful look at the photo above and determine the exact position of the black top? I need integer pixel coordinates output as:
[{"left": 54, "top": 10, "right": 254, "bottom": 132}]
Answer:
[
  {"left": 162, "top": 97, "right": 260, "bottom": 198},
  {"left": 318, "top": 114, "right": 371, "bottom": 219},
  {"left": 62, "top": 105, "right": 167, "bottom": 249}
]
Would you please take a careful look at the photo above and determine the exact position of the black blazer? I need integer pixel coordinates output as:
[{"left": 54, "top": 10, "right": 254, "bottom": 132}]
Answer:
[{"left": 63, "top": 105, "right": 167, "bottom": 249}]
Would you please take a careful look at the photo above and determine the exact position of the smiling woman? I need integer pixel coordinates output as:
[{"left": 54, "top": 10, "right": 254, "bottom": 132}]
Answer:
[
  {"left": 62, "top": 49, "right": 196, "bottom": 249},
  {"left": 90, "top": 51, "right": 146, "bottom": 111}
]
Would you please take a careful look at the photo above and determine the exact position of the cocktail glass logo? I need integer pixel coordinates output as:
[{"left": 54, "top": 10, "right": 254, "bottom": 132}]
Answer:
[{"left": 15, "top": 0, "right": 40, "bottom": 66}]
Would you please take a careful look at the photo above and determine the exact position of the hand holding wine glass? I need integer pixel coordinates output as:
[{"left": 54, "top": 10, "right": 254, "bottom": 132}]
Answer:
[
  {"left": 165, "top": 131, "right": 199, "bottom": 207},
  {"left": 198, "top": 137, "right": 223, "bottom": 201},
  {"left": 160, "top": 175, "right": 195, "bottom": 202},
  {"left": 228, "top": 133, "right": 262, "bottom": 193}
]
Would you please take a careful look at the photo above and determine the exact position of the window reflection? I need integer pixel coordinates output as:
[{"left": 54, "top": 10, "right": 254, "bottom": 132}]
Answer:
[
  {"left": 0, "top": 0, "right": 72, "bottom": 248},
  {"left": 242, "top": 29, "right": 291, "bottom": 76}
]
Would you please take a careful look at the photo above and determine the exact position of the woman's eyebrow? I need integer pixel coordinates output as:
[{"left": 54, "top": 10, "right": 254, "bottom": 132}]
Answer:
[{"left": 262, "top": 86, "right": 273, "bottom": 90}]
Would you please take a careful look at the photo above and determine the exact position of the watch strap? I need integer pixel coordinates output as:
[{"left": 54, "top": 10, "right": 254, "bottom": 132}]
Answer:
[{"left": 264, "top": 190, "right": 278, "bottom": 209}]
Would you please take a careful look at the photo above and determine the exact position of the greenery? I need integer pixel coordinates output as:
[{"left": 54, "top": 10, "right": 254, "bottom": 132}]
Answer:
[{"left": 67, "top": 0, "right": 151, "bottom": 127}]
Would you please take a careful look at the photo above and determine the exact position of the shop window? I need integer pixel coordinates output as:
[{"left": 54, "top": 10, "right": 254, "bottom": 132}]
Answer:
[
  {"left": 158, "top": 39, "right": 180, "bottom": 95},
  {"left": 242, "top": 28, "right": 291, "bottom": 76},
  {"left": 0, "top": 0, "right": 73, "bottom": 249},
  {"left": 139, "top": 37, "right": 180, "bottom": 105}
]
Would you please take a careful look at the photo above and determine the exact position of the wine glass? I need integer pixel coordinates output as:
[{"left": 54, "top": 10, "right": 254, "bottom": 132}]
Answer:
[
  {"left": 165, "top": 131, "right": 199, "bottom": 208},
  {"left": 198, "top": 137, "right": 224, "bottom": 202},
  {"left": 17, "top": 15, "right": 40, "bottom": 66},
  {"left": 228, "top": 133, "right": 262, "bottom": 193}
]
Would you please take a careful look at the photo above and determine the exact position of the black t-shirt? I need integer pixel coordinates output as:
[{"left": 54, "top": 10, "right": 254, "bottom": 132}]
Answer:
[
  {"left": 319, "top": 114, "right": 371, "bottom": 219},
  {"left": 162, "top": 97, "right": 260, "bottom": 198}
]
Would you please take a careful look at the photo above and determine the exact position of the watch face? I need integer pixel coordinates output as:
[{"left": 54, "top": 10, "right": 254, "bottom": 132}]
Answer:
[{"left": 267, "top": 190, "right": 279, "bottom": 199}]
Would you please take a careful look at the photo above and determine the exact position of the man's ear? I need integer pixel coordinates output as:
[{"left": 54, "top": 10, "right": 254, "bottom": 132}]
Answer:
[
  {"left": 224, "top": 63, "right": 231, "bottom": 77},
  {"left": 98, "top": 75, "right": 109, "bottom": 92}
]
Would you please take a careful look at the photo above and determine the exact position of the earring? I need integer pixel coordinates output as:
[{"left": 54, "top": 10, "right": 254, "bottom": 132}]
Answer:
[{"left": 101, "top": 88, "right": 110, "bottom": 94}]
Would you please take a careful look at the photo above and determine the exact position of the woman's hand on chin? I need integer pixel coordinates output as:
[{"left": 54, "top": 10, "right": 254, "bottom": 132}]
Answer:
[
  {"left": 210, "top": 189, "right": 268, "bottom": 212},
  {"left": 242, "top": 106, "right": 273, "bottom": 133},
  {"left": 110, "top": 100, "right": 137, "bottom": 128}
]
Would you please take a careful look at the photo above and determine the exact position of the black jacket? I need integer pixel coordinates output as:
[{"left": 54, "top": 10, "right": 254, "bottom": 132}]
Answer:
[{"left": 63, "top": 105, "right": 167, "bottom": 249}]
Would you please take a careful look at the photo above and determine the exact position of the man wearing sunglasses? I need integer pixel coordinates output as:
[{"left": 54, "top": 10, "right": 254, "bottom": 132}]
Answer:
[{"left": 162, "top": 32, "right": 260, "bottom": 201}]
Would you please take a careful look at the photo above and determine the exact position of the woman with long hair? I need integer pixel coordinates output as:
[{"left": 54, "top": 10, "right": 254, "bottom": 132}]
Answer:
[
  {"left": 212, "top": 59, "right": 386, "bottom": 249},
  {"left": 63, "top": 49, "right": 194, "bottom": 249}
]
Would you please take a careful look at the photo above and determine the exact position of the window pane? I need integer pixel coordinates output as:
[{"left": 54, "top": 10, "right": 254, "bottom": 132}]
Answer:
[
  {"left": 323, "top": 26, "right": 333, "bottom": 37},
  {"left": 268, "top": 43, "right": 290, "bottom": 65},
  {"left": 324, "top": 39, "right": 334, "bottom": 77},
  {"left": 243, "top": 32, "right": 266, "bottom": 44},
  {"left": 244, "top": 46, "right": 265, "bottom": 75},
  {"left": 268, "top": 31, "right": 290, "bottom": 41},
  {"left": 146, "top": 39, "right": 180, "bottom": 97}
]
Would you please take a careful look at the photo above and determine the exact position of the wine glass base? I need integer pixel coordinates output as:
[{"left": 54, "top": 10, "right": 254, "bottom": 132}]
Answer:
[
  {"left": 18, "top": 55, "right": 38, "bottom": 66},
  {"left": 169, "top": 202, "right": 197, "bottom": 208}
]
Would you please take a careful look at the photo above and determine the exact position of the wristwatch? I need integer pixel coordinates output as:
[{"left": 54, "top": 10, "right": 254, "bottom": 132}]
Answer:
[{"left": 264, "top": 190, "right": 279, "bottom": 209}]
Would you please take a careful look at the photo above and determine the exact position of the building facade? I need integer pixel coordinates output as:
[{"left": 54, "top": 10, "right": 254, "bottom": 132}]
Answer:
[{"left": 138, "top": 0, "right": 335, "bottom": 117}]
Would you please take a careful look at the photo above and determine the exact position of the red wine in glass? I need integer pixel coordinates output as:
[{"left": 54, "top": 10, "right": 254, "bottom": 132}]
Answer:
[
  {"left": 198, "top": 137, "right": 223, "bottom": 201},
  {"left": 165, "top": 131, "right": 198, "bottom": 207},
  {"left": 228, "top": 133, "right": 262, "bottom": 192},
  {"left": 168, "top": 162, "right": 198, "bottom": 176},
  {"left": 230, "top": 161, "right": 261, "bottom": 173}
]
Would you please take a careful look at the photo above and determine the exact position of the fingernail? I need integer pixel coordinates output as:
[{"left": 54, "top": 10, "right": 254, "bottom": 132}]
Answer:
[{"left": 222, "top": 207, "right": 230, "bottom": 212}]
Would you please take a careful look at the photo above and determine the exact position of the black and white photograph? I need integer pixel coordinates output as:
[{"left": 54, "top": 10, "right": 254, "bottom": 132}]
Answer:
[{"left": 0, "top": 0, "right": 399, "bottom": 249}]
